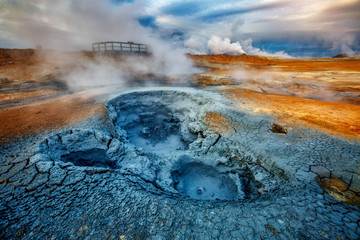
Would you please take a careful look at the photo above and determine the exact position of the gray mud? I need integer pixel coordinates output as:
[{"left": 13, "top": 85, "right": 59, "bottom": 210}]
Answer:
[{"left": 1, "top": 88, "right": 360, "bottom": 239}]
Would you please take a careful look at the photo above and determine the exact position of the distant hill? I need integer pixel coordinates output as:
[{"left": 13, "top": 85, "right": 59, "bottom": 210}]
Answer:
[{"left": 333, "top": 53, "right": 360, "bottom": 58}]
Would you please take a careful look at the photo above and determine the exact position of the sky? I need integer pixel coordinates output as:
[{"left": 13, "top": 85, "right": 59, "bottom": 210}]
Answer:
[{"left": 0, "top": 0, "right": 359, "bottom": 57}]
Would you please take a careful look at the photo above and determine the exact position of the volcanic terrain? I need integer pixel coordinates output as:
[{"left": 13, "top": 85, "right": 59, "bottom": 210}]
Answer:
[{"left": 0, "top": 49, "right": 360, "bottom": 239}]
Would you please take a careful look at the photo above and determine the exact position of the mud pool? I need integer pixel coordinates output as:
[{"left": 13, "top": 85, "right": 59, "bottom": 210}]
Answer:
[{"left": 1, "top": 88, "right": 360, "bottom": 239}]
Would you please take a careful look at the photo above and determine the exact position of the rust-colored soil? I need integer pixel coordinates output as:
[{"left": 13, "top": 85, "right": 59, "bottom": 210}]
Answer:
[
  {"left": 204, "top": 112, "right": 234, "bottom": 134},
  {"left": 0, "top": 49, "right": 107, "bottom": 143},
  {"left": 0, "top": 95, "right": 105, "bottom": 144},
  {"left": 190, "top": 54, "right": 360, "bottom": 140},
  {"left": 223, "top": 88, "right": 360, "bottom": 140},
  {"left": 1, "top": 49, "right": 360, "bottom": 143},
  {"left": 0, "top": 89, "right": 57, "bottom": 102},
  {"left": 190, "top": 54, "right": 360, "bottom": 105},
  {"left": 190, "top": 54, "right": 360, "bottom": 72}
]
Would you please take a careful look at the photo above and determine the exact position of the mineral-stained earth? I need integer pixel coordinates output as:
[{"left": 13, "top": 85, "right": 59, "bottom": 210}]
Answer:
[{"left": 0, "top": 49, "right": 360, "bottom": 239}]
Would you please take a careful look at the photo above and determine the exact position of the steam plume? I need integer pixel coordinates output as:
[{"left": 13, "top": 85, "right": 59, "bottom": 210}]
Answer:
[
  {"left": 1, "top": 0, "right": 196, "bottom": 88},
  {"left": 207, "top": 35, "right": 245, "bottom": 54}
]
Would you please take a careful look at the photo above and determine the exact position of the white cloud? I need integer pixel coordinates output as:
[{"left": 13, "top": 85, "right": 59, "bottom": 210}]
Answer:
[
  {"left": 1, "top": 0, "right": 359, "bottom": 56},
  {"left": 1, "top": 0, "right": 148, "bottom": 50},
  {"left": 151, "top": 0, "right": 359, "bottom": 55}
]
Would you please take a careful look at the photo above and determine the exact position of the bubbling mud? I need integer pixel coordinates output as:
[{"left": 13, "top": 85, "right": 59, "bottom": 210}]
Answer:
[{"left": 31, "top": 90, "right": 294, "bottom": 202}]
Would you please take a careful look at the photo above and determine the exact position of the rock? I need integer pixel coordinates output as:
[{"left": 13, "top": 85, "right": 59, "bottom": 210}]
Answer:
[
  {"left": 30, "top": 153, "right": 51, "bottom": 163},
  {"left": 0, "top": 77, "right": 10, "bottom": 84},
  {"left": 48, "top": 164, "right": 67, "bottom": 185},
  {"left": 320, "top": 177, "right": 360, "bottom": 206},
  {"left": 36, "top": 161, "right": 53, "bottom": 173},
  {"left": 310, "top": 165, "right": 330, "bottom": 178},
  {"left": 270, "top": 123, "right": 287, "bottom": 134}
]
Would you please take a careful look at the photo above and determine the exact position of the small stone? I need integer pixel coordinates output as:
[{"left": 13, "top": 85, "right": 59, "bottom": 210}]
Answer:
[
  {"left": 270, "top": 123, "right": 287, "bottom": 134},
  {"left": 310, "top": 166, "right": 330, "bottom": 178},
  {"left": 0, "top": 77, "right": 10, "bottom": 84},
  {"left": 36, "top": 161, "right": 53, "bottom": 173},
  {"left": 48, "top": 165, "right": 67, "bottom": 186}
]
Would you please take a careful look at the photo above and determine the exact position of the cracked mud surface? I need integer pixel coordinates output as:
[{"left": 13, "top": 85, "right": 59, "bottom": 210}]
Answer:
[{"left": 1, "top": 89, "right": 360, "bottom": 239}]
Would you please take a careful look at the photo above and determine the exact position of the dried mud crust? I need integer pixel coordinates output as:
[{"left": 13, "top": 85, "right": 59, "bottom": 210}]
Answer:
[{"left": 1, "top": 89, "right": 360, "bottom": 239}]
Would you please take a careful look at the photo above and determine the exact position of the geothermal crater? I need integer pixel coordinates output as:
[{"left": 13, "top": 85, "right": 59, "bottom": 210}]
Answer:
[
  {"left": 111, "top": 94, "right": 189, "bottom": 153},
  {"left": 171, "top": 159, "right": 249, "bottom": 201},
  {"left": 1, "top": 89, "right": 360, "bottom": 239},
  {"left": 27, "top": 90, "right": 269, "bottom": 202}
]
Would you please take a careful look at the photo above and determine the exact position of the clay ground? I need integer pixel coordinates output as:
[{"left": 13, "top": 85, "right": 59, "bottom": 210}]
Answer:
[
  {"left": 0, "top": 49, "right": 359, "bottom": 143},
  {"left": 190, "top": 54, "right": 360, "bottom": 140},
  {"left": 1, "top": 49, "right": 360, "bottom": 239}
]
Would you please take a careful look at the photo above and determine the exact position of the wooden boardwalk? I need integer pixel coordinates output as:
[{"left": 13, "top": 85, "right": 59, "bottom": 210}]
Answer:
[{"left": 92, "top": 41, "right": 148, "bottom": 54}]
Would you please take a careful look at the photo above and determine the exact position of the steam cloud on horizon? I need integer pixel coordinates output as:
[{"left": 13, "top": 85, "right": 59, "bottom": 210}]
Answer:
[
  {"left": 207, "top": 35, "right": 245, "bottom": 55},
  {"left": 1, "top": 0, "right": 359, "bottom": 59},
  {"left": 185, "top": 35, "right": 292, "bottom": 57},
  {"left": 156, "top": 0, "right": 360, "bottom": 57}
]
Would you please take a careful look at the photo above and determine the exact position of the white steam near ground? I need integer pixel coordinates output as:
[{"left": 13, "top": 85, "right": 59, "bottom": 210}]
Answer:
[
  {"left": 207, "top": 35, "right": 245, "bottom": 55},
  {"left": 184, "top": 34, "right": 293, "bottom": 57},
  {"left": 1, "top": 0, "right": 197, "bottom": 89},
  {"left": 229, "top": 68, "right": 342, "bottom": 103},
  {"left": 2, "top": 0, "right": 358, "bottom": 93},
  {"left": 318, "top": 32, "right": 358, "bottom": 57},
  {"left": 240, "top": 38, "right": 292, "bottom": 58},
  {"left": 61, "top": 51, "right": 196, "bottom": 90},
  {"left": 61, "top": 55, "right": 126, "bottom": 90},
  {"left": 204, "top": 35, "right": 292, "bottom": 58}
]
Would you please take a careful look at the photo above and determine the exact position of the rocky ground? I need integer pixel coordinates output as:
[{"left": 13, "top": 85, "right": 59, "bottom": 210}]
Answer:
[{"left": 0, "top": 49, "right": 359, "bottom": 239}]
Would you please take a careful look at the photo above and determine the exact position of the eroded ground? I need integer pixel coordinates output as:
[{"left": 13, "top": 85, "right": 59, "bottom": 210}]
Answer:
[
  {"left": 0, "top": 49, "right": 360, "bottom": 239},
  {"left": 191, "top": 54, "right": 360, "bottom": 140}
]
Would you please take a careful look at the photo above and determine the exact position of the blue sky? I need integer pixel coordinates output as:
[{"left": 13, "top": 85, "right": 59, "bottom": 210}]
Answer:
[{"left": 1, "top": 0, "right": 359, "bottom": 57}]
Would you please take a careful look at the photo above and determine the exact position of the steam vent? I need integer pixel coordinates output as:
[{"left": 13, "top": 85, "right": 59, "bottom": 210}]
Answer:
[{"left": 1, "top": 89, "right": 360, "bottom": 239}]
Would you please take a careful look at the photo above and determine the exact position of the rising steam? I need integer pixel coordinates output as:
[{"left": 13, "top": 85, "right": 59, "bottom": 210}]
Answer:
[
  {"left": 189, "top": 35, "right": 292, "bottom": 57},
  {"left": 1, "top": 0, "right": 197, "bottom": 89},
  {"left": 207, "top": 35, "right": 245, "bottom": 55}
]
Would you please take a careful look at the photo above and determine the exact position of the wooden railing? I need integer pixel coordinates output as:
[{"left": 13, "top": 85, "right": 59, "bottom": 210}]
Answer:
[{"left": 92, "top": 41, "right": 148, "bottom": 54}]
